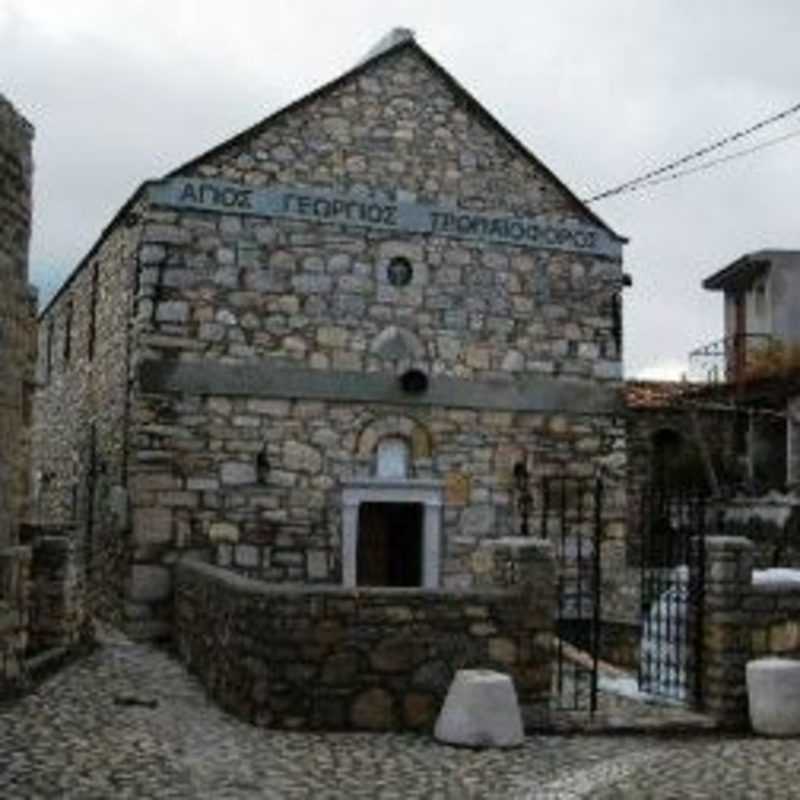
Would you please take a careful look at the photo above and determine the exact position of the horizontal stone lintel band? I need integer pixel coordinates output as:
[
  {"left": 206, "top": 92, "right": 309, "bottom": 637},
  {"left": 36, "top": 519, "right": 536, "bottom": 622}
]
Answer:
[{"left": 138, "top": 359, "right": 622, "bottom": 415}]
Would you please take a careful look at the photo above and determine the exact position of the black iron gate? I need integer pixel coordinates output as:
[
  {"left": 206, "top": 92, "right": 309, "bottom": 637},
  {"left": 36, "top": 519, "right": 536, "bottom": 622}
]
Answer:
[
  {"left": 534, "top": 476, "right": 603, "bottom": 713},
  {"left": 638, "top": 489, "right": 707, "bottom": 706}
]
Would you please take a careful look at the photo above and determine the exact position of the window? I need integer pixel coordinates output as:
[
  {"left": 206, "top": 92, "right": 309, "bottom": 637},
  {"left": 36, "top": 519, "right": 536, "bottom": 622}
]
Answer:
[
  {"left": 45, "top": 319, "right": 54, "bottom": 380},
  {"left": 387, "top": 256, "right": 413, "bottom": 287},
  {"left": 88, "top": 263, "right": 99, "bottom": 361},
  {"left": 611, "top": 292, "right": 622, "bottom": 352},
  {"left": 63, "top": 302, "right": 73, "bottom": 364}
]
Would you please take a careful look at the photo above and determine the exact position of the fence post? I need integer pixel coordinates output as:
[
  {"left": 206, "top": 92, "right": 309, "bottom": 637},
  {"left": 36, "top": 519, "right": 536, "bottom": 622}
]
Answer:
[{"left": 701, "top": 536, "right": 754, "bottom": 727}]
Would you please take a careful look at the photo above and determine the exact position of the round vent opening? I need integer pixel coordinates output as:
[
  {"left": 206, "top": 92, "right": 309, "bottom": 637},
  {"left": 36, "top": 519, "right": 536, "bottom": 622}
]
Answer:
[
  {"left": 399, "top": 369, "right": 429, "bottom": 394},
  {"left": 387, "top": 256, "right": 413, "bottom": 287}
]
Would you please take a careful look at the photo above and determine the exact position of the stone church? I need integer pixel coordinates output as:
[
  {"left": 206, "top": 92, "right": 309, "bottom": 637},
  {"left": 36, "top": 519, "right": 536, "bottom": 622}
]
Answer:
[{"left": 33, "top": 30, "right": 628, "bottom": 638}]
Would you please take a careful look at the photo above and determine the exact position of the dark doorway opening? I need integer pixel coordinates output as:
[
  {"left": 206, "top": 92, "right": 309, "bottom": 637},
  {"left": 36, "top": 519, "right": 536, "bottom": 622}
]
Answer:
[{"left": 356, "top": 502, "right": 423, "bottom": 586}]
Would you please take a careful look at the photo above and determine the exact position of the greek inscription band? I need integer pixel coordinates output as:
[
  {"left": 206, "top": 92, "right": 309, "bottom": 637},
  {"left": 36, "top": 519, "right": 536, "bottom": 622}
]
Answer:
[
  {"left": 150, "top": 178, "right": 620, "bottom": 259},
  {"left": 179, "top": 181, "right": 253, "bottom": 210},
  {"left": 282, "top": 193, "right": 399, "bottom": 227}
]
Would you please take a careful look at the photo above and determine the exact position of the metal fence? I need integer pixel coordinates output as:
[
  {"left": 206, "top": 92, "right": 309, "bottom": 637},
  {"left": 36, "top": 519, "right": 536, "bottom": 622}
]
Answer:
[{"left": 638, "top": 489, "right": 707, "bottom": 706}]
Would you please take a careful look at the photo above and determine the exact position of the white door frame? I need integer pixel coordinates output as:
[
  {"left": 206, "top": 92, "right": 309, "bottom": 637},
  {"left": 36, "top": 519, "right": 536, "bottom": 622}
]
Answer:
[{"left": 341, "top": 478, "right": 443, "bottom": 589}]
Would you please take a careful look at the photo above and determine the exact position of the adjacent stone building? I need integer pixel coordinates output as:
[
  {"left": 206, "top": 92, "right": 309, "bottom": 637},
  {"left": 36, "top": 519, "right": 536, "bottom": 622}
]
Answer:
[
  {"left": 0, "top": 94, "right": 36, "bottom": 549},
  {"left": 1, "top": 95, "right": 90, "bottom": 696},
  {"left": 33, "top": 30, "right": 629, "bottom": 639}
]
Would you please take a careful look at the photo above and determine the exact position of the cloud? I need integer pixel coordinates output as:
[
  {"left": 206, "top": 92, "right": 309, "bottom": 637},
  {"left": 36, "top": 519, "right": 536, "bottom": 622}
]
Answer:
[{"left": 3, "top": 0, "right": 800, "bottom": 373}]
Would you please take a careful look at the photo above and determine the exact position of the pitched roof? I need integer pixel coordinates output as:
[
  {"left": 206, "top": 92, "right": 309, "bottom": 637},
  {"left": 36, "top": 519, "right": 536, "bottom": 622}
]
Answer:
[
  {"left": 41, "top": 29, "right": 626, "bottom": 319},
  {"left": 166, "top": 30, "right": 626, "bottom": 242}
]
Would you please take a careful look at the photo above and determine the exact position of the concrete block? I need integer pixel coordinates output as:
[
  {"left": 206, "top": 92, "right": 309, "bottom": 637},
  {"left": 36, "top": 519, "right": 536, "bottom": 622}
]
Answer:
[
  {"left": 434, "top": 669, "right": 524, "bottom": 748},
  {"left": 747, "top": 657, "right": 800, "bottom": 736}
]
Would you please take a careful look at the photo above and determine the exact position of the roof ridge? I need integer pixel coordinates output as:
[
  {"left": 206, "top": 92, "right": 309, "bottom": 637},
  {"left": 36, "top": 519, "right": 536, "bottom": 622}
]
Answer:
[
  {"left": 357, "top": 27, "right": 416, "bottom": 65},
  {"left": 162, "top": 34, "right": 624, "bottom": 242}
]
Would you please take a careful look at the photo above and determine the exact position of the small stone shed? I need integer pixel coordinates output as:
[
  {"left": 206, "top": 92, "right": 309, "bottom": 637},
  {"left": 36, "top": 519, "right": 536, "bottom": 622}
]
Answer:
[{"left": 32, "top": 29, "right": 629, "bottom": 640}]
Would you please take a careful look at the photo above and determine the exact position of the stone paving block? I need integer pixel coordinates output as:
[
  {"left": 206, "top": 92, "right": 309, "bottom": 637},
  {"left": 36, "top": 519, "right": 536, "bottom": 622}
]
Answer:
[{"left": 747, "top": 657, "right": 800, "bottom": 736}]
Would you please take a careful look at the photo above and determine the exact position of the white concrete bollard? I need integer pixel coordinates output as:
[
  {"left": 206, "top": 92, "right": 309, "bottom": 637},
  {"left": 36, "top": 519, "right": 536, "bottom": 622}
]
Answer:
[
  {"left": 747, "top": 657, "right": 800, "bottom": 736},
  {"left": 434, "top": 668, "right": 524, "bottom": 748}
]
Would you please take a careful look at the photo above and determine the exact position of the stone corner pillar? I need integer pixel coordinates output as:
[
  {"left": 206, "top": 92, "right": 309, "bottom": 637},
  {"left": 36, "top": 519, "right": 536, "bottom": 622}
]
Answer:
[{"left": 701, "top": 535, "right": 754, "bottom": 727}]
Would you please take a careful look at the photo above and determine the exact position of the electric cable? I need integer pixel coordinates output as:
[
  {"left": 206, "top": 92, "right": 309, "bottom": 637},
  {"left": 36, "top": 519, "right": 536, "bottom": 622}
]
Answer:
[
  {"left": 589, "top": 126, "right": 800, "bottom": 200},
  {"left": 583, "top": 100, "right": 800, "bottom": 204}
]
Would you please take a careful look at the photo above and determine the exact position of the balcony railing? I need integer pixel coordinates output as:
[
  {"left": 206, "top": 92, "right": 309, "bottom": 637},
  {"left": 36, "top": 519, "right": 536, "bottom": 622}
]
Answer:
[{"left": 689, "top": 333, "right": 776, "bottom": 383}]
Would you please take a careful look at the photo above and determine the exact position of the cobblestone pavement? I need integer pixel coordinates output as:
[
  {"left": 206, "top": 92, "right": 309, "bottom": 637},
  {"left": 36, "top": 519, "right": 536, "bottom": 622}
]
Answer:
[{"left": 2, "top": 632, "right": 800, "bottom": 799}]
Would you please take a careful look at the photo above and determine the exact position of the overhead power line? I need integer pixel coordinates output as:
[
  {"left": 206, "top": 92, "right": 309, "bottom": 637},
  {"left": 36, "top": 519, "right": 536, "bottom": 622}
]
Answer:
[
  {"left": 599, "top": 126, "right": 800, "bottom": 198},
  {"left": 583, "top": 99, "right": 800, "bottom": 204}
]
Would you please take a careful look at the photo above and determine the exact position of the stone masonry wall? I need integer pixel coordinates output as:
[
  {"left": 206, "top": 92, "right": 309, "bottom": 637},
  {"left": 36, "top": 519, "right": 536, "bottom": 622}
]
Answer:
[
  {"left": 0, "top": 545, "right": 32, "bottom": 694},
  {"left": 701, "top": 536, "right": 800, "bottom": 727},
  {"left": 174, "top": 537, "right": 555, "bottom": 731},
  {"left": 139, "top": 48, "right": 623, "bottom": 383},
  {"left": 32, "top": 210, "right": 142, "bottom": 624},
  {"left": 0, "top": 531, "right": 89, "bottom": 696},
  {"left": 129, "top": 394, "right": 626, "bottom": 634},
  {"left": 748, "top": 580, "right": 800, "bottom": 660},
  {"left": 27, "top": 533, "right": 86, "bottom": 653},
  {"left": 722, "top": 494, "right": 800, "bottom": 568},
  {"left": 131, "top": 46, "right": 624, "bottom": 428},
  {"left": 0, "top": 95, "right": 36, "bottom": 549}
]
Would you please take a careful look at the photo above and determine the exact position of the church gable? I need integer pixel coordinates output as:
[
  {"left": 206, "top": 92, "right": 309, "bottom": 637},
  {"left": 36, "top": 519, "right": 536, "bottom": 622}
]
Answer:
[
  {"left": 168, "top": 37, "right": 615, "bottom": 238},
  {"left": 133, "top": 33, "right": 626, "bottom": 385}
]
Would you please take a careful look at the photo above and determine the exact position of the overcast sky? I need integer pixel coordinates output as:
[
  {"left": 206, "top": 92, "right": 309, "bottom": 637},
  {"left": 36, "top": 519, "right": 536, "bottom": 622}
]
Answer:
[{"left": 2, "top": 1, "right": 799, "bottom": 379}]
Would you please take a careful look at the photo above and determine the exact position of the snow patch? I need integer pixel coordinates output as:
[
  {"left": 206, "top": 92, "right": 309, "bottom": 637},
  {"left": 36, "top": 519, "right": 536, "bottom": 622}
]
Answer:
[{"left": 753, "top": 568, "right": 800, "bottom": 586}]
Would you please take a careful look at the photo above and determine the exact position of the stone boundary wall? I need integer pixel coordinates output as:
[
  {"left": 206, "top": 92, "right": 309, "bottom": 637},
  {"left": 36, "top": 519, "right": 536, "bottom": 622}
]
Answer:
[
  {"left": 174, "top": 538, "right": 554, "bottom": 731},
  {"left": 28, "top": 534, "right": 86, "bottom": 653},
  {"left": 1, "top": 532, "right": 89, "bottom": 696},
  {"left": 0, "top": 545, "right": 32, "bottom": 694},
  {"left": 701, "top": 536, "right": 800, "bottom": 727},
  {"left": 748, "top": 581, "right": 800, "bottom": 660}
]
